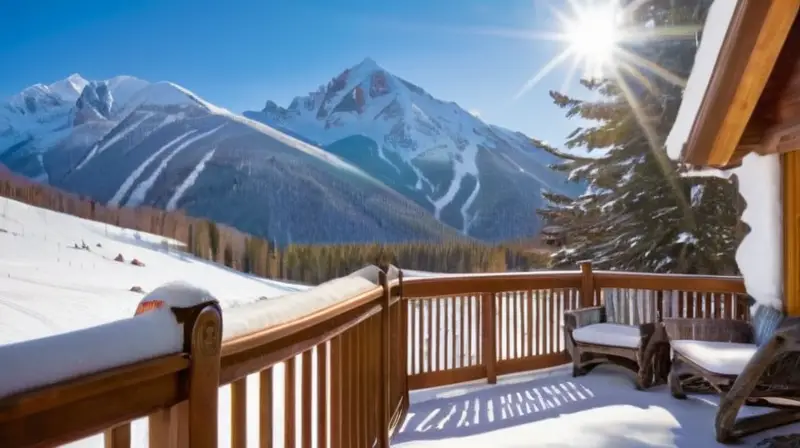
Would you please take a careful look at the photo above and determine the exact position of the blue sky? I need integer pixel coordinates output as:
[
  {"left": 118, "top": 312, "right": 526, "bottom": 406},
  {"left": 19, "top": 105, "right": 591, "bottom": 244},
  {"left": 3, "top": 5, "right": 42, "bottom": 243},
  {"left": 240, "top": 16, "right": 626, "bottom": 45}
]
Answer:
[{"left": 0, "top": 0, "right": 589, "bottom": 147}]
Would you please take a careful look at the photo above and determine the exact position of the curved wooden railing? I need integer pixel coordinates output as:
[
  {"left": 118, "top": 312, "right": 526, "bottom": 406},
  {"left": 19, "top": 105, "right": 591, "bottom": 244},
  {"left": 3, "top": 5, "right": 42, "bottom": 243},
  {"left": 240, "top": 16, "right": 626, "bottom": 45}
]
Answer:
[{"left": 0, "top": 263, "right": 750, "bottom": 447}]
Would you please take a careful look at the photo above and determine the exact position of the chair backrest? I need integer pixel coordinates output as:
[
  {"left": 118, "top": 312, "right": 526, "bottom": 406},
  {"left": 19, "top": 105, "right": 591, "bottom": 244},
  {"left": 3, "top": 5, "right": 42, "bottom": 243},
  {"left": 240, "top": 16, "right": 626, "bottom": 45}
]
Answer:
[
  {"left": 603, "top": 288, "right": 659, "bottom": 326},
  {"left": 752, "top": 302, "right": 785, "bottom": 346}
]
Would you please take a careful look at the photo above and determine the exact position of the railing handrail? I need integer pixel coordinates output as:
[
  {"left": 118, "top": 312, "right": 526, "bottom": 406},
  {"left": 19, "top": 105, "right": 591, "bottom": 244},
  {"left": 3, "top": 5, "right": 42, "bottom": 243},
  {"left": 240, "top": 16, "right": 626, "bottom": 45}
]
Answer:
[
  {"left": 592, "top": 270, "right": 746, "bottom": 293},
  {"left": 0, "top": 264, "right": 750, "bottom": 447},
  {"left": 221, "top": 286, "right": 383, "bottom": 356},
  {"left": 219, "top": 285, "right": 387, "bottom": 385}
]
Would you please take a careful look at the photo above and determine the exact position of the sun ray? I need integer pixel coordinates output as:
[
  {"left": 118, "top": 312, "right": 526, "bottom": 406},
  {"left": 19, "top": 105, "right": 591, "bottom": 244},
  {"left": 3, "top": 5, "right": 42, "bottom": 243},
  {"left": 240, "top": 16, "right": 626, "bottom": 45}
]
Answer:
[
  {"left": 617, "top": 60, "right": 660, "bottom": 100},
  {"left": 614, "top": 47, "right": 686, "bottom": 87},
  {"left": 621, "top": 0, "right": 652, "bottom": 16},
  {"left": 623, "top": 25, "right": 702, "bottom": 42},
  {"left": 560, "top": 54, "right": 583, "bottom": 96},
  {"left": 458, "top": 26, "right": 565, "bottom": 42},
  {"left": 610, "top": 64, "right": 696, "bottom": 227},
  {"left": 513, "top": 47, "right": 576, "bottom": 100}
]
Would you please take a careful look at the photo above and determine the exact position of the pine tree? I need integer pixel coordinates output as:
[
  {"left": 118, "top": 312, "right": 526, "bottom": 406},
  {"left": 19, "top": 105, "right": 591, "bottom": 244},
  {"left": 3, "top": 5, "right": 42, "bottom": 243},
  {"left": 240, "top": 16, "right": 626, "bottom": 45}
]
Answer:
[
  {"left": 536, "top": 0, "right": 741, "bottom": 274},
  {"left": 207, "top": 220, "right": 220, "bottom": 261}
]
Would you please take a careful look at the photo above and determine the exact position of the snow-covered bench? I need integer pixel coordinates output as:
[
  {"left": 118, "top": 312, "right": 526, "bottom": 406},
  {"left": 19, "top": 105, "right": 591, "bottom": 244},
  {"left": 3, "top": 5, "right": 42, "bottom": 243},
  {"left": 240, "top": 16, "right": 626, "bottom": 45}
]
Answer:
[
  {"left": 564, "top": 296, "right": 667, "bottom": 390},
  {"left": 663, "top": 304, "right": 800, "bottom": 443}
]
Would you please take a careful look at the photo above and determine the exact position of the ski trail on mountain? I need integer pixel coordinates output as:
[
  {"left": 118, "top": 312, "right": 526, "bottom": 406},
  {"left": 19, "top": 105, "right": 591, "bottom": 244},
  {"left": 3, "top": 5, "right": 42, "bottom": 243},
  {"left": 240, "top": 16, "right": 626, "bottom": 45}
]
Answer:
[
  {"left": 76, "top": 112, "right": 154, "bottom": 171},
  {"left": 430, "top": 143, "right": 479, "bottom": 221},
  {"left": 166, "top": 147, "right": 216, "bottom": 211},
  {"left": 108, "top": 131, "right": 196, "bottom": 207},
  {"left": 461, "top": 175, "right": 481, "bottom": 233},
  {"left": 125, "top": 124, "right": 225, "bottom": 207}
]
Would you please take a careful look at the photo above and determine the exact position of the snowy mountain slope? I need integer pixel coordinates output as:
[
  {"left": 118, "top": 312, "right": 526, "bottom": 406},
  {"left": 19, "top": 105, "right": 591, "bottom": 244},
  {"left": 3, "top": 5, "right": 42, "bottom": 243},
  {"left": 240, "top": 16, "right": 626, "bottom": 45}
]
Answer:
[
  {"left": 245, "top": 58, "right": 585, "bottom": 241},
  {"left": 0, "top": 74, "right": 467, "bottom": 244},
  {"left": 0, "top": 196, "right": 308, "bottom": 346}
]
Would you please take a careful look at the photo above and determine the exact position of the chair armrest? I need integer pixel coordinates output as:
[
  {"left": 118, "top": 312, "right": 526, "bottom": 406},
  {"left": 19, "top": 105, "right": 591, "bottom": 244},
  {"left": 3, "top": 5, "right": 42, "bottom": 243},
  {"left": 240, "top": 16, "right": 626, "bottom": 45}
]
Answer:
[
  {"left": 564, "top": 306, "right": 606, "bottom": 332},
  {"left": 662, "top": 318, "right": 753, "bottom": 344}
]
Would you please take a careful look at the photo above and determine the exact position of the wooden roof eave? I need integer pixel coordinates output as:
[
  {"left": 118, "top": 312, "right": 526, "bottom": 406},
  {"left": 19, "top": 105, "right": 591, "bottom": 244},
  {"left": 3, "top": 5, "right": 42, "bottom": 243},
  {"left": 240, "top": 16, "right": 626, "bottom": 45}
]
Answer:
[{"left": 681, "top": 0, "right": 800, "bottom": 169}]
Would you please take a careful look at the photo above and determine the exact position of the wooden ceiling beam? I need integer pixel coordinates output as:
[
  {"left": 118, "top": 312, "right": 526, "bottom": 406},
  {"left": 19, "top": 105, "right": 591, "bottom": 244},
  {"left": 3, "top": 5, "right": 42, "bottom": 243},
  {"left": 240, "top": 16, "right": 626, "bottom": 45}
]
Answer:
[{"left": 682, "top": 0, "right": 800, "bottom": 168}]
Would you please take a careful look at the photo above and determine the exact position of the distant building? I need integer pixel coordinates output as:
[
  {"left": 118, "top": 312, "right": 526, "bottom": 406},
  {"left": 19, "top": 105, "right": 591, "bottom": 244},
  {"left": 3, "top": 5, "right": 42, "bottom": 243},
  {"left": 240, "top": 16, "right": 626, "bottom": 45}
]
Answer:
[{"left": 541, "top": 225, "right": 566, "bottom": 247}]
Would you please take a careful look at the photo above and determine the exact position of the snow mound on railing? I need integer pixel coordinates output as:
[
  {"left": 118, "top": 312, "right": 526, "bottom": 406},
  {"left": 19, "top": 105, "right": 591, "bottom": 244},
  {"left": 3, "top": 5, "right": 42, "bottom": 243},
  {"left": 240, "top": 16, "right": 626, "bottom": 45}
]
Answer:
[
  {"left": 0, "top": 283, "right": 222, "bottom": 399},
  {"left": 222, "top": 265, "right": 385, "bottom": 341},
  {"left": 0, "top": 308, "right": 181, "bottom": 398}
]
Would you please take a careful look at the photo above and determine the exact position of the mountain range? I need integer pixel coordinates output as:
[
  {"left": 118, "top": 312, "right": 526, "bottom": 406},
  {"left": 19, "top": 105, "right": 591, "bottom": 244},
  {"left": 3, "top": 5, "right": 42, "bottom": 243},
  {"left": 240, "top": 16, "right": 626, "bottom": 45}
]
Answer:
[{"left": 0, "top": 58, "right": 583, "bottom": 244}]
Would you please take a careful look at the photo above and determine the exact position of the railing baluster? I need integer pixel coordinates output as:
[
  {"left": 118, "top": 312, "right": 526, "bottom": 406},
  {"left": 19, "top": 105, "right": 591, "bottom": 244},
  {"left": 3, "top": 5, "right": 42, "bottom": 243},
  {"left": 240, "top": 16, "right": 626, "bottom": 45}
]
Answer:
[
  {"left": 547, "top": 288, "right": 558, "bottom": 354},
  {"left": 317, "top": 343, "right": 328, "bottom": 448},
  {"left": 525, "top": 290, "right": 533, "bottom": 356},
  {"left": 231, "top": 377, "right": 247, "bottom": 448},
  {"left": 330, "top": 337, "right": 342, "bottom": 448},
  {"left": 532, "top": 290, "right": 539, "bottom": 356},
  {"left": 356, "top": 320, "right": 364, "bottom": 448},
  {"left": 259, "top": 368, "right": 273, "bottom": 448},
  {"left": 415, "top": 301, "right": 422, "bottom": 375},
  {"left": 410, "top": 300, "right": 418, "bottom": 375},
  {"left": 302, "top": 350, "right": 313, "bottom": 448},
  {"left": 448, "top": 296, "right": 455, "bottom": 370},
  {"left": 461, "top": 296, "right": 467, "bottom": 368},
  {"left": 558, "top": 289, "right": 565, "bottom": 351},
  {"left": 539, "top": 290, "right": 546, "bottom": 355},
  {"left": 503, "top": 292, "right": 510, "bottom": 360},
  {"left": 511, "top": 292, "right": 518, "bottom": 359},
  {"left": 426, "top": 299, "right": 433, "bottom": 373},
  {"left": 285, "top": 357, "right": 297, "bottom": 448},
  {"left": 342, "top": 332, "right": 352, "bottom": 447},
  {"left": 370, "top": 315, "right": 379, "bottom": 446},
  {"left": 483, "top": 292, "right": 497, "bottom": 383},
  {"left": 477, "top": 295, "right": 483, "bottom": 366}
]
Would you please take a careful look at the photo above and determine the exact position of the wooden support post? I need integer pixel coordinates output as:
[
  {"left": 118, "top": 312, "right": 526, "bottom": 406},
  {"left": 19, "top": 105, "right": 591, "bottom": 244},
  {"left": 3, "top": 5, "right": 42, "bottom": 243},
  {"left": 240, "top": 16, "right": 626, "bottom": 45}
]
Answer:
[
  {"left": 579, "top": 261, "right": 595, "bottom": 308},
  {"left": 187, "top": 303, "right": 223, "bottom": 448},
  {"left": 378, "top": 270, "right": 391, "bottom": 448},
  {"left": 104, "top": 423, "right": 131, "bottom": 448},
  {"left": 784, "top": 151, "right": 800, "bottom": 316},
  {"left": 482, "top": 292, "right": 497, "bottom": 384},
  {"left": 399, "top": 270, "right": 410, "bottom": 414}
]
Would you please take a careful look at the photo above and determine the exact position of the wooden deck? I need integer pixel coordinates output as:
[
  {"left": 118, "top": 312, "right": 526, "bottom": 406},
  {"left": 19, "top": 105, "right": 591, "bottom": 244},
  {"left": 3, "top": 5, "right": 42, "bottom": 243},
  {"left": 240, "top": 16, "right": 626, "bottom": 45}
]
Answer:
[{"left": 0, "top": 263, "right": 750, "bottom": 447}]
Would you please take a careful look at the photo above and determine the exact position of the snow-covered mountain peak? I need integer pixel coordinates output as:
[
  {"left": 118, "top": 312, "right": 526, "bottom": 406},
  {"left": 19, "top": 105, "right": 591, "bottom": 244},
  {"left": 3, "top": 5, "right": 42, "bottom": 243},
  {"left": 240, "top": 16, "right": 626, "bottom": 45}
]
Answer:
[
  {"left": 48, "top": 74, "right": 90, "bottom": 102},
  {"left": 73, "top": 81, "right": 114, "bottom": 125},
  {"left": 120, "top": 81, "right": 229, "bottom": 118},
  {"left": 244, "top": 58, "right": 584, "bottom": 240},
  {"left": 354, "top": 56, "right": 381, "bottom": 71}
]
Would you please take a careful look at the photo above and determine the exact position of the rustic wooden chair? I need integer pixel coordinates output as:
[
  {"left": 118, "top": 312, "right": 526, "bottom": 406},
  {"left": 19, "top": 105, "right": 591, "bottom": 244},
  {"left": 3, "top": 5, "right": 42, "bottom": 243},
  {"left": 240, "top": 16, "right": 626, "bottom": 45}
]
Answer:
[
  {"left": 663, "top": 304, "right": 800, "bottom": 443},
  {"left": 564, "top": 290, "right": 668, "bottom": 390}
]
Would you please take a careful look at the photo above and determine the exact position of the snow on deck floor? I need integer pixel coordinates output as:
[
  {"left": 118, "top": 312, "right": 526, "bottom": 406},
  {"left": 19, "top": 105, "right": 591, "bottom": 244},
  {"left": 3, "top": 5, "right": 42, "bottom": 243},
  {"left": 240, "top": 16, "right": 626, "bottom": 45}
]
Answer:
[{"left": 393, "top": 365, "right": 800, "bottom": 447}]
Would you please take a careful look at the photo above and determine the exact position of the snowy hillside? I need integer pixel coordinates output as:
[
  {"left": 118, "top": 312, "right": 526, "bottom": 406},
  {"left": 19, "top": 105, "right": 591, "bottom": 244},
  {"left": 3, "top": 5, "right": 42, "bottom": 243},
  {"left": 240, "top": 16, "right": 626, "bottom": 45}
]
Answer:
[
  {"left": 0, "top": 195, "right": 308, "bottom": 345},
  {"left": 0, "top": 74, "right": 466, "bottom": 245},
  {"left": 245, "top": 58, "right": 585, "bottom": 241}
]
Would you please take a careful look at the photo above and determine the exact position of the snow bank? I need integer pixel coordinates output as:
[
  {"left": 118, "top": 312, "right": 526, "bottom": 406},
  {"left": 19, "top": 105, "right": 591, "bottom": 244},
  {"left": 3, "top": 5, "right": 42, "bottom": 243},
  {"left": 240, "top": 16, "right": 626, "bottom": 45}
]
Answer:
[
  {"left": 733, "top": 154, "right": 783, "bottom": 309},
  {"left": 222, "top": 266, "right": 384, "bottom": 341},
  {"left": 0, "top": 196, "right": 308, "bottom": 346},
  {"left": 0, "top": 308, "right": 181, "bottom": 398},
  {"left": 665, "top": 0, "right": 738, "bottom": 160}
]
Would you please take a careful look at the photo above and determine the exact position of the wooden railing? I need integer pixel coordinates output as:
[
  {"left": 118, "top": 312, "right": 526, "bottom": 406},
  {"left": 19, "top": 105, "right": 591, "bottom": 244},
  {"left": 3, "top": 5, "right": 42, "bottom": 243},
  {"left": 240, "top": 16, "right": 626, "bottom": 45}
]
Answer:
[{"left": 0, "top": 263, "right": 750, "bottom": 447}]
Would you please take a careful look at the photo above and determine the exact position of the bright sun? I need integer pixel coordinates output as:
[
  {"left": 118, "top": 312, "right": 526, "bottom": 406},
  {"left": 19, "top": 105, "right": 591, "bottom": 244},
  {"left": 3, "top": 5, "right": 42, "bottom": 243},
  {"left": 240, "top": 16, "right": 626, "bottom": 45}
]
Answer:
[
  {"left": 563, "top": 2, "right": 621, "bottom": 78},
  {"left": 511, "top": 0, "right": 696, "bottom": 101}
]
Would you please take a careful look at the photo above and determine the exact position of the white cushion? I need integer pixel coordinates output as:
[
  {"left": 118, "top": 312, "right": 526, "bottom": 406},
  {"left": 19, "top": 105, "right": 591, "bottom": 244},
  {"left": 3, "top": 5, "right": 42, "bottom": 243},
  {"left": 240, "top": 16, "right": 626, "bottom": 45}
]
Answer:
[
  {"left": 671, "top": 340, "right": 757, "bottom": 376},
  {"left": 572, "top": 323, "right": 641, "bottom": 348}
]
